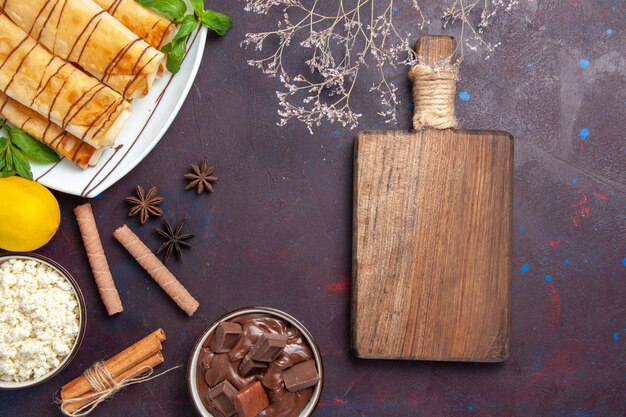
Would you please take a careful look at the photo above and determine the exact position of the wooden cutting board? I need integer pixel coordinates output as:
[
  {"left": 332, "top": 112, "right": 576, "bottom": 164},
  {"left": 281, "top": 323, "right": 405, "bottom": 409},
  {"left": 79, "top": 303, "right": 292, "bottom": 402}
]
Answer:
[{"left": 352, "top": 36, "right": 512, "bottom": 362}]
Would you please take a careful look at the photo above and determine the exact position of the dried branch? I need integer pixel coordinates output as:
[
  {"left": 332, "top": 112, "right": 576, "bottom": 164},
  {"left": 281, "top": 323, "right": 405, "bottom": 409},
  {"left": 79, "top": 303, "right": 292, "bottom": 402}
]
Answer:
[
  {"left": 241, "top": 0, "right": 515, "bottom": 133},
  {"left": 443, "top": 0, "right": 518, "bottom": 59}
]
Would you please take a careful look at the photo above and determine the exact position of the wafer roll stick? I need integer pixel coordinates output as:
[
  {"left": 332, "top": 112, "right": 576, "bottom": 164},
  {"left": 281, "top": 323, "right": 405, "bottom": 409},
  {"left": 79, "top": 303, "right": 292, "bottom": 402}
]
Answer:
[
  {"left": 113, "top": 225, "right": 199, "bottom": 316},
  {"left": 74, "top": 203, "right": 123, "bottom": 315}
]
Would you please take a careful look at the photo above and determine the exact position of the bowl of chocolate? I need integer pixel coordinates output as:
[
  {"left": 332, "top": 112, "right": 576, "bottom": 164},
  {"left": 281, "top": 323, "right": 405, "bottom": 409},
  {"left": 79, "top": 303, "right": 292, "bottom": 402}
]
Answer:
[{"left": 188, "top": 307, "right": 323, "bottom": 417}]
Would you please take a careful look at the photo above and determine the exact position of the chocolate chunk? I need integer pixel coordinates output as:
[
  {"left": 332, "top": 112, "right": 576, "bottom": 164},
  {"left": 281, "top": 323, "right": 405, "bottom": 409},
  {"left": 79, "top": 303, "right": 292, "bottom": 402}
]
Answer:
[
  {"left": 200, "top": 347, "right": 214, "bottom": 371},
  {"left": 205, "top": 353, "right": 256, "bottom": 389},
  {"left": 204, "top": 366, "right": 222, "bottom": 388},
  {"left": 283, "top": 360, "right": 320, "bottom": 392},
  {"left": 204, "top": 354, "right": 229, "bottom": 388},
  {"left": 234, "top": 381, "right": 270, "bottom": 417},
  {"left": 210, "top": 322, "right": 243, "bottom": 353},
  {"left": 204, "top": 399, "right": 222, "bottom": 417},
  {"left": 239, "top": 352, "right": 268, "bottom": 376},
  {"left": 207, "top": 380, "right": 238, "bottom": 417},
  {"left": 250, "top": 333, "right": 288, "bottom": 362}
]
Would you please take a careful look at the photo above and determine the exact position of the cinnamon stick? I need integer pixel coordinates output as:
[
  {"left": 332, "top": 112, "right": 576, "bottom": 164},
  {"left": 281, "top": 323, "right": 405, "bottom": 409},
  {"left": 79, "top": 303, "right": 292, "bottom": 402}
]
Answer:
[
  {"left": 61, "top": 351, "right": 165, "bottom": 414},
  {"left": 114, "top": 351, "right": 165, "bottom": 382},
  {"left": 61, "top": 328, "right": 166, "bottom": 400},
  {"left": 113, "top": 225, "right": 200, "bottom": 316},
  {"left": 74, "top": 203, "right": 123, "bottom": 316}
]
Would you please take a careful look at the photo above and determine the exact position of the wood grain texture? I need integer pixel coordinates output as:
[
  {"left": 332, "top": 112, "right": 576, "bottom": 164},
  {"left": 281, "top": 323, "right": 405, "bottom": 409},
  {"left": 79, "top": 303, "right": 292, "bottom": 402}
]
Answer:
[
  {"left": 352, "top": 128, "right": 513, "bottom": 361},
  {"left": 415, "top": 35, "right": 456, "bottom": 65}
]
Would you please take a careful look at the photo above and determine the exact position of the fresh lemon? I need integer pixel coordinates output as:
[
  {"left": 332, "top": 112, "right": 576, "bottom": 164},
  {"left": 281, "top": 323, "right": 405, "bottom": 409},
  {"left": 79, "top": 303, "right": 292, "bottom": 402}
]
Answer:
[{"left": 0, "top": 177, "right": 60, "bottom": 251}]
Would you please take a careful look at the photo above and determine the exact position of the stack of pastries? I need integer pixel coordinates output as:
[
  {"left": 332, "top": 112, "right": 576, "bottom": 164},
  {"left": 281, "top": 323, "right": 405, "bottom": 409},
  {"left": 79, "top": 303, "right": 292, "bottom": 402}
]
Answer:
[{"left": 0, "top": 0, "right": 177, "bottom": 168}]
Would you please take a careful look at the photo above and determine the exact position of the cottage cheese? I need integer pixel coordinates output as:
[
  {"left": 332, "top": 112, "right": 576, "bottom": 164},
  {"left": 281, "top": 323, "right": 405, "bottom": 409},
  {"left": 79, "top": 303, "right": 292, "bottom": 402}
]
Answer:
[{"left": 0, "top": 258, "right": 80, "bottom": 382}]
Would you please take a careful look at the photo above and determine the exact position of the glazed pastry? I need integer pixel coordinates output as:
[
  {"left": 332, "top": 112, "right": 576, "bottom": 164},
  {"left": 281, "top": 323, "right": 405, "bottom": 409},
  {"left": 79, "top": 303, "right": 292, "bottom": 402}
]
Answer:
[
  {"left": 92, "top": 0, "right": 177, "bottom": 49},
  {"left": 0, "top": 92, "right": 102, "bottom": 168},
  {"left": 1, "top": 0, "right": 165, "bottom": 99},
  {"left": 0, "top": 15, "right": 131, "bottom": 149}
]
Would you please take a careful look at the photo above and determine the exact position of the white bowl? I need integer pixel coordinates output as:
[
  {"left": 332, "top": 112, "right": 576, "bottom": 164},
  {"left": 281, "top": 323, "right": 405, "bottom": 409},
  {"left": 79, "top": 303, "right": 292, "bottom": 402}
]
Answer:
[
  {"left": 0, "top": 253, "right": 86, "bottom": 390},
  {"left": 187, "top": 307, "right": 323, "bottom": 416}
]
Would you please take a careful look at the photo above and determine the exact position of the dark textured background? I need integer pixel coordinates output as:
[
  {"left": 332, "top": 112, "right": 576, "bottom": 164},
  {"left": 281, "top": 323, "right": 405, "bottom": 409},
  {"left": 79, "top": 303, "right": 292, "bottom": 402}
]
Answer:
[{"left": 1, "top": 0, "right": 625, "bottom": 416}]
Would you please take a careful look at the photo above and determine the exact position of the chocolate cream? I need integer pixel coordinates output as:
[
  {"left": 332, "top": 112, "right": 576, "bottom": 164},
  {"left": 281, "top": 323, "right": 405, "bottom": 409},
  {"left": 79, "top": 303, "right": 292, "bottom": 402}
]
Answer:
[{"left": 196, "top": 314, "right": 316, "bottom": 417}]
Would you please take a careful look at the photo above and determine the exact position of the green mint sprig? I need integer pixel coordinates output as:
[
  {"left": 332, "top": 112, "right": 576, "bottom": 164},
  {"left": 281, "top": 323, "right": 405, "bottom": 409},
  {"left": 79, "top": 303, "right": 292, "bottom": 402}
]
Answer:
[
  {"left": 0, "top": 119, "right": 60, "bottom": 180},
  {"left": 135, "top": 0, "right": 232, "bottom": 74}
]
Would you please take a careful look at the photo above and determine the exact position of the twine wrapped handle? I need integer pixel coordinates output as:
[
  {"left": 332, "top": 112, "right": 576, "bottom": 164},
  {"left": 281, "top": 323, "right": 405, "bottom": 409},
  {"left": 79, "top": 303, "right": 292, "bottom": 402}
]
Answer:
[{"left": 408, "top": 35, "right": 458, "bottom": 130}]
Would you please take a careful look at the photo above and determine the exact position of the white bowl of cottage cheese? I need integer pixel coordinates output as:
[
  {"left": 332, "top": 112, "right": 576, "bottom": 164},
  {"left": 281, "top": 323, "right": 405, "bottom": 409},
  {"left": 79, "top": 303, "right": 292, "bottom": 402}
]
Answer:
[{"left": 0, "top": 254, "right": 86, "bottom": 389}]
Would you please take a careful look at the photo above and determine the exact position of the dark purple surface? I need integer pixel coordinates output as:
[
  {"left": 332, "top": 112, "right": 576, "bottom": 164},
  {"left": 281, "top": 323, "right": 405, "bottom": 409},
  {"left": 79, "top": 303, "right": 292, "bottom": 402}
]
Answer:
[{"left": 1, "top": 1, "right": 625, "bottom": 416}]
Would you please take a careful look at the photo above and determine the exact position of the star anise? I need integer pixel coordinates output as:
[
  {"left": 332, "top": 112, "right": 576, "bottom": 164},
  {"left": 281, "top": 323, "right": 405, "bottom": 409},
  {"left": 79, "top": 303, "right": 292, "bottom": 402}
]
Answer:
[
  {"left": 126, "top": 185, "right": 164, "bottom": 224},
  {"left": 155, "top": 219, "right": 195, "bottom": 263},
  {"left": 185, "top": 161, "right": 218, "bottom": 194}
]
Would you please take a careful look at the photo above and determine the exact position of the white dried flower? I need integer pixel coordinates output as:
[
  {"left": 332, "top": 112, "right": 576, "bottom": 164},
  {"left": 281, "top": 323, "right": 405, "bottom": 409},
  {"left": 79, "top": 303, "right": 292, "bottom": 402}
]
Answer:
[
  {"left": 241, "top": 0, "right": 427, "bottom": 133},
  {"left": 242, "top": 0, "right": 514, "bottom": 133},
  {"left": 443, "top": 0, "right": 517, "bottom": 58}
]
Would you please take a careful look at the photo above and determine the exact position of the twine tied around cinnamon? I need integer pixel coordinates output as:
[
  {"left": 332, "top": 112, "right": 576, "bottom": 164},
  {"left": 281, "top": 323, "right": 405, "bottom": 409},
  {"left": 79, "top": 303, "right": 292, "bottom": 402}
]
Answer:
[
  {"left": 58, "top": 362, "right": 182, "bottom": 416},
  {"left": 408, "top": 58, "right": 459, "bottom": 130}
]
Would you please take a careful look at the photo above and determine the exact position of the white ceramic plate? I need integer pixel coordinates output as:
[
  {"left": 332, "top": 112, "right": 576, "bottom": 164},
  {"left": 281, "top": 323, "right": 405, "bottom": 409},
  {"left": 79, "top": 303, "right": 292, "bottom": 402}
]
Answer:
[{"left": 26, "top": 26, "right": 207, "bottom": 198}]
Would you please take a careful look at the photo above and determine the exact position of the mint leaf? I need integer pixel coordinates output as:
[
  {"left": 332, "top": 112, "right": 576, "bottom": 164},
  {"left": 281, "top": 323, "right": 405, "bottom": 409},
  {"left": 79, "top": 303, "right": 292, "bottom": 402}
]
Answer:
[
  {"left": 135, "top": 0, "right": 231, "bottom": 74},
  {"left": 0, "top": 137, "right": 8, "bottom": 154},
  {"left": 167, "top": 14, "right": 197, "bottom": 48},
  {"left": 10, "top": 128, "right": 60, "bottom": 163},
  {"left": 135, "top": 0, "right": 187, "bottom": 22},
  {"left": 0, "top": 137, "right": 7, "bottom": 172},
  {"left": 4, "top": 141, "right": 13, "bottom": 171},
  {"left": 164, "top": 37, "right": 187, "bottom": 74},
  {"left": 161, "top": 15, "right": 197, "bottom": 72},
  {"left": 0, "top": 141, "right": 15, "bottom": 177},
  {"left": 161, "top": 42, "right": 172, "bottom": 54},
  {"left": 0, "top": 166, "right": 16, "bottom": 178},
  {"left": 12, "top": 147, "right": 32, "bottom": 180},
  {"left": 190, "top": 0, "right": 204, "bottom": 17},
  {"left": 200, "top": 10, "right": 232, "bottom": 36}
]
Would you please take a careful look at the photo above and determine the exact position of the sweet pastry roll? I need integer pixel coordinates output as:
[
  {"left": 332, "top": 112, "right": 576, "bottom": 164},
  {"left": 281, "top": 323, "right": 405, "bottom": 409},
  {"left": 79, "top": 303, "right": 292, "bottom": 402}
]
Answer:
[
  {"left": 0, "top": 14, "right": 131, "bottom": 149},
  {"left": 1, "top": 0, "right": 165, "bottom": 100},
  {"left": 93, "top": 0, "right": 177, "bottom": 49},
  {"left": 0, "top": 92, "right": 102, "bottom": 168}
]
